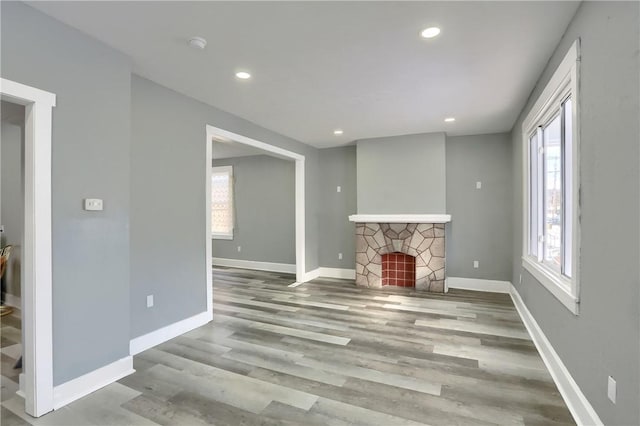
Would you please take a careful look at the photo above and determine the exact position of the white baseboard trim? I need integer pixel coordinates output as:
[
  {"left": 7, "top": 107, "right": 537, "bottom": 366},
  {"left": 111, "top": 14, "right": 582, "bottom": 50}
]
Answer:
[
  {"left": 510, "top": 285, "right": 603, "bottom": 426},
  {"left": 302, "top": 268, "right": 321, "bottom": 282},
  {"left": 446, "top": 277, "right": 511, "bottom": 293},
  {"left": 130, "top": 310, "right": 212, "bottom": 356},
  {"left": 52, "top": 356, "right": 134, "bottom": 410},
  {"left": 214, "top": 262, "right": 355, "bottom": 282},
  {"left": 4, "top": 293, "right": 21, "bottom": 308},
  {"left": 318, "top": 267, "right": 356, "bottom": 280},
  {"left": 213, "top": 257, "right": 296, "bottom": 274},
  {"left": 17, "top": 373, "right": 25, "bottom": 398}
]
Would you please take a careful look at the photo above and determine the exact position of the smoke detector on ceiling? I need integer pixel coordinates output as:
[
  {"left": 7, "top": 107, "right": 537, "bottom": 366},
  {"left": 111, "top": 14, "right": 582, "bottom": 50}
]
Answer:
[{"left": 188, "top": 37, "right": 207, "bottom": 50}]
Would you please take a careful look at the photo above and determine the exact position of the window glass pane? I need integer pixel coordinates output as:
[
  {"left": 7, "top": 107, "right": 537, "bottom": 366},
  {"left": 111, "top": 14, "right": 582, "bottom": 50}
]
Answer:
[
  {"left": 212, "top": 171, "right": 233, "bottom": 234},
  {"left": 543, "top": 114, "right": 562, "bottom": 272},
  {"left": 563, "top": 98, "right": 573, "bottom": 278},
  {"left": 529, "top": 133, "right": 539, "bottom": 257}
]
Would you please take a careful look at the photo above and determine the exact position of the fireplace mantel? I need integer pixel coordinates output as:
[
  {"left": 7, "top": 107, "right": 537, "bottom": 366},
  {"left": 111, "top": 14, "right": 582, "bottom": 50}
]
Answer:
[{"left": 348, "top": 214, "right": 451, "bottom": 223}]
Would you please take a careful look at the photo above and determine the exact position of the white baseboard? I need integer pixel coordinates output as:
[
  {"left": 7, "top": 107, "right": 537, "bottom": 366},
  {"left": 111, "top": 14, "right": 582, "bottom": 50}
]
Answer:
[
  {"left": 4, "top": 293, "right": 21, "bottom": 308},
  {"left": 302, "top": 268, "right": 321, "bottom": 282},
  {"left": 52, "top": 356, "right": 134, "bottom": 410},
  {"left": 130, "top": 310, "right": 212, "bottom": 355},
  {"left": 510, "top": 285, "right": 603, "bottom": 426},
  {"left": 213, "top": 261, "right": 354, "bottom": 282},
  {"left": 318, "top": 267, "right": 356, "bottom": 280},
  {"left": 213, "top": 257, "right": 296, "bottom": 274},
  {"left": 446, "top": 277, "right": 511, "bottom": 293},
  {"left": 17, "top": 373, "right": 25, "bottom": 398}
]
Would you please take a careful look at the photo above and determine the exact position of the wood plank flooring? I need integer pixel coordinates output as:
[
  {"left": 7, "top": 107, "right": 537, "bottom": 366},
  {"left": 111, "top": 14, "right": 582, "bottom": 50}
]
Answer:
[{"left": 2, "top": 267, "right": 575, "bottom": 425}]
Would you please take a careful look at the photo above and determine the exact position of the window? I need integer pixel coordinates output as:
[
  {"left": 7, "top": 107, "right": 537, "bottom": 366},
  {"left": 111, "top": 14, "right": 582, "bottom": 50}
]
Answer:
[
  {"left": 522, "top": 40, "right": 580, "bottom": 314},
  {"left": 212, "top": 166, "right": 234, "bottom": 239}
]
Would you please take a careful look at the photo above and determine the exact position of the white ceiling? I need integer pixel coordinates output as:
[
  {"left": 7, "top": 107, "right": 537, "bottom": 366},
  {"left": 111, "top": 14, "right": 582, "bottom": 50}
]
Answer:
[{"left": 28, "top": 1, "right": 580, "bottom": 148}]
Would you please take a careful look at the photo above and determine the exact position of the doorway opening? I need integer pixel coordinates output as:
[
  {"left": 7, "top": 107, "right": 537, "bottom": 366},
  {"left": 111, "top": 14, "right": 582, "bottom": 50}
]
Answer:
[
  {"left": 1, "top": 78, "right": 56, "bottom": 417},
  {"left": 205, "top": 125, "right": 305, "bottom": 312},
  {"left": 1, "top": 100, "right": 25, "bottom": 409}
]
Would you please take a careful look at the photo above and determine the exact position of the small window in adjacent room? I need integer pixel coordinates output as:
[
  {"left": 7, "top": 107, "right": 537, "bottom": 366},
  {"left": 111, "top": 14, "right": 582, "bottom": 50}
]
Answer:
[
  {"left": 522, "top": 40, "right": 580, "bottom": 314},
  {"left": 212, "top": 166, "right": 234, "bottom": 239}
]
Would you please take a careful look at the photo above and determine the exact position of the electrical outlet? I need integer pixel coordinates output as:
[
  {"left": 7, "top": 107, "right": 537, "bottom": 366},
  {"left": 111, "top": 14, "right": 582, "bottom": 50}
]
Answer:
[
  {"left": 607, "top": 376, "right": 616, "bottom": 403},
  {"left": 476, "top": 181, "right": 482, "bottom": 189},
  {"left": 338, "top": 253, "right": 343, "bottom": 260},
  {"left": 146, "top": 295, "right": 154, "bottom": 308},
  {"left": 237, "top": 246, "right": 242, "bottom": 252},
  {"left": 473, "top": 260, "right": 479, "bottom": 268},
  {"left": 336, "top": 186, "right": 341, "bottom": 193}
]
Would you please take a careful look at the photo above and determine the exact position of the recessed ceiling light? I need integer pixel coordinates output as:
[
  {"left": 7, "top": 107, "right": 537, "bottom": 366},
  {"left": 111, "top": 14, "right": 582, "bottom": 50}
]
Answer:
[
  {"left": 188, "top": 36, "right": 207, "bottom": 49},
  {"left": 421, "top": 27, "right": 441, "bottom": 39},
  {"left": 444, "top": 117, "right": 456, "bottom": 122},
  {"left": 235, "top": 71, "right": 251, "bottom": 80},
  {"left": 333, "top": 129, "right": 344, "bottom": 135}
]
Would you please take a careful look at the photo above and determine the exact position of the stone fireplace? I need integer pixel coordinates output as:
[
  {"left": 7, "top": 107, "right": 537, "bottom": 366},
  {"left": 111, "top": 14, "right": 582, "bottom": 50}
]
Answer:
[{"left": 349, "top": 214, "right": 451, "bottom": 293}]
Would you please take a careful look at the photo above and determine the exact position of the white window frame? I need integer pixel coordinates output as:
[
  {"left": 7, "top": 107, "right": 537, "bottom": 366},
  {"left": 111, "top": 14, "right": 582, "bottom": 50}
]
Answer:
[
  {"left": 522, "top": 40, "right": 581, "bottom": 314},
  {"left": 211, "top": 165, "right": 234, "bottom": 240}
]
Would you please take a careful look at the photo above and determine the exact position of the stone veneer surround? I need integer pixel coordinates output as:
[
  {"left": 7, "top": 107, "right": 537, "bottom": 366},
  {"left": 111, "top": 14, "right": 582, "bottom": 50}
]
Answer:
[{"left": 355, "top": 222, "right": 446, "bottom": 292}]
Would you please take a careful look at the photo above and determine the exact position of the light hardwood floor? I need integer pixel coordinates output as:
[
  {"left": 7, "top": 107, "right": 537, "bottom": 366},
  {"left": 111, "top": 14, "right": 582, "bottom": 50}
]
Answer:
[{"left": 1, "top": 267, "right": 575, "bottom": 425}]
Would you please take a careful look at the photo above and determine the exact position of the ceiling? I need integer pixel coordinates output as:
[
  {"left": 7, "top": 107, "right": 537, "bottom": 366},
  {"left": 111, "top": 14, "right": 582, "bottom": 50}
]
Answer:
[{"left": 28, "top": 1, "right": 580, "bottom": 148}]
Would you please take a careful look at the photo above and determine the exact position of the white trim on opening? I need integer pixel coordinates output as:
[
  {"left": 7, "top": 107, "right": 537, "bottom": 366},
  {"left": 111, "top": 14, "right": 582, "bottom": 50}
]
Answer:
[{"left": 206, "top": 125, "right": 306, "bottom": 293}]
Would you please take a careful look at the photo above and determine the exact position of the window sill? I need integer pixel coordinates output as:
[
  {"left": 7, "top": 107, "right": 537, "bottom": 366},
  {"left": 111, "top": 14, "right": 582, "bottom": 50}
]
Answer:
[
  {"left": 212, "top": 233, "right": 233, "bottom": 240},
  {"left": 522, "top": 256, "right": 579, "bottom": 315}
]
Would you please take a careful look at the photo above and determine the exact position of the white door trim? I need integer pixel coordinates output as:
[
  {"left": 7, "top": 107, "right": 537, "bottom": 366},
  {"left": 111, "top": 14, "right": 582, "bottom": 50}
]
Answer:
[
  {"left": 1, "top": 78, "right": 55, "bottom": 417},
  {"left": 206, "top": 125, "right": 306, "bottom": 292}
]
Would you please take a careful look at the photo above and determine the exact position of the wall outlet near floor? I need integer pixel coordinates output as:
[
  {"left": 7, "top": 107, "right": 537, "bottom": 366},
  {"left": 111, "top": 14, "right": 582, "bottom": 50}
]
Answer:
[
  {"left": 146, "top": 295, "right": 154, "bottom": 308},
  {"left": 473, "top": 260, "right": 479, "bottom": 268},
  {"left": 338, "top": 253, "right": 343, "bottom": 260},
  {"left": 607, "top": 376, "right": 616, "bottom": 403},
  {"left": 237, "top": 246, "right": 242, "bottom": 252}
]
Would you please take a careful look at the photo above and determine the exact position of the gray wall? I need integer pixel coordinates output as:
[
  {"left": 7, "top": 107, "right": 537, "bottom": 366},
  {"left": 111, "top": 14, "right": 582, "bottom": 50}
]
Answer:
[
  {"left": 446, "top": 133, "right": 512, "bottom": 281},
  {"left": 1, "top": 102, "right": 25, "bottom": 300},
  {"left": 356, "top": 132, "right": 446, "bottom": 214},
  {"left": 131, "top": 75, "right": 321, "bottom": 339},
  {"left": 510, "top": 2, "right": 639, "bottom": 424},
  {"left": 1, "top": 2, "right": 132, "bottom": 385},
  {"left": 212, "top": 155, "right": 295, "bottom": 264},
  {"left": 318, "top": 146, "right": 357, "bottom": 268}
]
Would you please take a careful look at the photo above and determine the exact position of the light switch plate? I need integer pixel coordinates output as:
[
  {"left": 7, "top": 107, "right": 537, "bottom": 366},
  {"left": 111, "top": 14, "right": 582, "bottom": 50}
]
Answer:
[
  {"left": 473, "top": 260, "right": 479, "bottom": 268},
  {"left": 337, "top": 186, "right": 341, "bottom": 193},
  {"left": 476, "top": 181, "right": 482, "bottom": 189},
  {"left": 84, "top": 198, "right": 103, "bottom": 211},
  {"left": 146, "top": 295, "right": 154, "bottom": 308}
]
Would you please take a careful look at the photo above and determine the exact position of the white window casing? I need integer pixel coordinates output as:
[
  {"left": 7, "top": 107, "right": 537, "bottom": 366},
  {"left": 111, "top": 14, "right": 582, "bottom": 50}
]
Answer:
[{"left": 521, "top": 39, "right": 581, "bottom": 314}]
